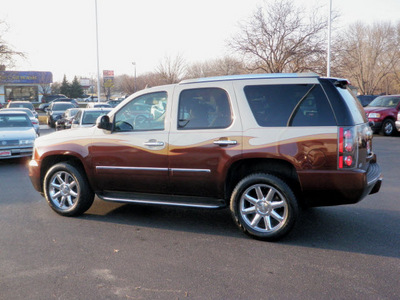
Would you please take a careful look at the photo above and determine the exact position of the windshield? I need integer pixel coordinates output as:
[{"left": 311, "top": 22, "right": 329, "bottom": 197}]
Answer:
[
  {"left": 4, "top": 109, "right": 34, "bottom": 117},
  {"left": 368, "top": 96, "right": 400, "bottom": 108},
  {"left": 8, "top": 102, "right": 34, "bottom": 110}
]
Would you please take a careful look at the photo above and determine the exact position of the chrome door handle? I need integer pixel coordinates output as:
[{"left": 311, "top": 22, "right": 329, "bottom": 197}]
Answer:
[
  {"left": 144, "top": 141, "right": 164, "bottom": 147},
  {"left": 213, "top": 140, "right": 237, "bottom": 146}
]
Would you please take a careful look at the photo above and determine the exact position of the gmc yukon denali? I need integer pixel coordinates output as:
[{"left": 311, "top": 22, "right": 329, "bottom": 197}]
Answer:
[{"left": 29, "top": 73, "right": 383, "bottom": 241}]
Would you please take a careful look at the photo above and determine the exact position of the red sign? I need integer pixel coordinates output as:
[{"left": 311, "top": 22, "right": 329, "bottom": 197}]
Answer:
[{"left": 103, "top": 70, "right": 114, "bottom": 77}]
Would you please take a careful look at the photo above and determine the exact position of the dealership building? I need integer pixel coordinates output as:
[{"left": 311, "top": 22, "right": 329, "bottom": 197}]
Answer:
[{"left": 0, "top": 71, "right": 53, "bottom": 104}]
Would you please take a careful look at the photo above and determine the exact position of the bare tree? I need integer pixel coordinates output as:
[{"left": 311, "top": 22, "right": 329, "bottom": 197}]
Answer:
[
  {"left": 228, "top": 0, "right": 327, "bottom": 74},
  {"left": 155, "top": 53, "right": 186, "bottom": 84},
  {"left": 0, "top": 20, "right": 25, "bottom": 69},
  {"left": 185, "top": 56, "right": 245, "bottom": 79},
  {"left": 338, "top": 22, "right": 400, "bottom": 95}
]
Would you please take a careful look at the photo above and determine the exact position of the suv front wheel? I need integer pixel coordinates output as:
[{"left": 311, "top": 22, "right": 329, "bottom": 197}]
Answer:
[
  {"left": 381, "top": 119, "right": 396, "bottom": 136},
  {"left": 44, "top": 162, "right": 94, "bottom": 216},
  {"left": 230, "top": 173, "right": 299, "bottom": 241}
]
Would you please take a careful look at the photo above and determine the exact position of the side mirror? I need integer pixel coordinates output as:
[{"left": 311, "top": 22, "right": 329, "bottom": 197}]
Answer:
[{"left": 97, "top": 115, "right": 112, "bottom": 131}]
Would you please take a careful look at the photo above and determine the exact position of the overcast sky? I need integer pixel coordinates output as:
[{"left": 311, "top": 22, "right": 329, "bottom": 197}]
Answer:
[{"left": 1, "top": 0, "right": 400, "bottom": 82}]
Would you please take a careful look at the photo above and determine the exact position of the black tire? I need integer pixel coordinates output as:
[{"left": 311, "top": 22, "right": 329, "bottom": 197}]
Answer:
[
  {"left": 380, "top": 119, "right": 395, "bottom": 136},
  {"left": 43, "top": 162, "right": 94, "bottom": 216},
  {"left": 230, "top": 173, "right": 299, "bottom": 241}
]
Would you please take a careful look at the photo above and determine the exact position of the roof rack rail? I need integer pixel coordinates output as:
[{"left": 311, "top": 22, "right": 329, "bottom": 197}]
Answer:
[{"left": 179, "top": 73, "right": 320, "bottom": 85}]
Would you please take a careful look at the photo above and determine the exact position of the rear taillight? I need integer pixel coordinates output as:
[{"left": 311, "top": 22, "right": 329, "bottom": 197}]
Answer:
[{"left": 338, "top": 127, "right": 358, "bottom": 169}]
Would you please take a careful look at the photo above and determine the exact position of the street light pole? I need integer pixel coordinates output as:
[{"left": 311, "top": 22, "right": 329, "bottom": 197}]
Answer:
[
  {"left": 132, "top": 62, "right": 137, "bottom": 92},
  {"left": 95, "top": 0, "right": 101, "bottom": 102},
  {"left": 327, "top": 0, "right": 332, "bottom": 77}
]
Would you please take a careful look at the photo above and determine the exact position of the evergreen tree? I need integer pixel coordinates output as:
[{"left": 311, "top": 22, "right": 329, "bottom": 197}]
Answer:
[
  {"left": 60, "top": 75, "right": 71, "bottom": 97},
  {"left": 70, "top": 76, "right": 84, "bottom": 98}
]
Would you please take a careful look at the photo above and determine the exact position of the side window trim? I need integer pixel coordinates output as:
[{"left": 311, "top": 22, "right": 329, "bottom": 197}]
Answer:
[{"left": 287, "top": 85, "right": 316, "bottom": 126}]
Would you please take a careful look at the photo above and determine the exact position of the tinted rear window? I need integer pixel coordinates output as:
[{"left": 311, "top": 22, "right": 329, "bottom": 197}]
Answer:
[
  {"left": 8, "top": 102, "right": 34, "bottom": 110},
  {"left": 53, "top": 103, "right": 74, "bottom": 110},
  {"left": 244, "top": 84, "right": 336, "bottom": 127},
  {"left": 335, "top": 87, "right": 367, "bottom": 124}
]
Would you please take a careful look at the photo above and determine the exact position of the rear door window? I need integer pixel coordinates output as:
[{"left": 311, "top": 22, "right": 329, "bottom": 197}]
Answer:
[{"left": 178, "top": 88, "right": 232, "bottom": 130}]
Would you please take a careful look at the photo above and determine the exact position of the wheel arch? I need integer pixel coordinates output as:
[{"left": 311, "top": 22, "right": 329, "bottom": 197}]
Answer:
[
  {"left": 225, "top": 158, "right": 302, "bottom": 205},
  {"left": 39, "top": 155, "right": 88, "bottom": 192}
]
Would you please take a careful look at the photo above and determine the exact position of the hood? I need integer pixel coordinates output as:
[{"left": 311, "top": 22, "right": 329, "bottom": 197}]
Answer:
[
  {"left": 0, "top": 127, "right": 37, "bottom": 139},
  {"left": 364, "top": 106, "right": 394, "bottom": 113},
  {"left": 35, "top": 126, "right": 95, "bottom": 145}
]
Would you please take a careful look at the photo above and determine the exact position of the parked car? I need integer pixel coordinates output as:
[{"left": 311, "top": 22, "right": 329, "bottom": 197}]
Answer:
[
  {"left": 364, "top": 95, "right": 400, "bottom": 136},
  {"left": 396, "top": 111, "right": 400, "bottom": 132},
  {"left": 0, "top": 111, "right": 37, "bottom": 159},
  {"left": 84, "top": 96, "right": 98, "bottom": 102},
  {"left": 40, "top": 98, "right": 79, "bottom": 112},
  {"left": 71, "top": 108, "right": 112, "bottom": 129},
  {"left": 41, "top": 94, "right": 67, "bottom": 103},
  {"left": 46, "top": 102, "right": 76, "bottom": 128},
  {"left": 357, "top": 95, "right": 378, "bottom": 107},
  {"left": 106, "top": 99, "right": 123, "bottom": 108},
  {"left": 6, "top": 101, "right": 38, "bottom": 119},
  {"left": 28, "top": 73, "right": 382, "bottom": 241},
  {"left": 0, "top": 107, "right": 40, "bottom": 135},
  {"left": 86, "top": 102, "right": 112, "bottom": 109},
  {"left": 55, "top": 108, "right": 81, "bottom": 131}
]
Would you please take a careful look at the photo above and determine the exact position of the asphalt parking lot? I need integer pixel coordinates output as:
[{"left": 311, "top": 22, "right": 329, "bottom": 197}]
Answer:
[{"left": 0, "top": 132, "right": 399, "bottom": 299}]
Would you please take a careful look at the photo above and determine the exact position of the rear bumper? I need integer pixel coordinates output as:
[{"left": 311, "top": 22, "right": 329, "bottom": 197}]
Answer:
[{"left": 298, "top": 162, "right": 382, "bottom": 207}]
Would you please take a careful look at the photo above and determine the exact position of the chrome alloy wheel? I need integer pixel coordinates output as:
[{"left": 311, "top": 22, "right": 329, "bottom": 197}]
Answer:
[
  {"left": 240, "top": 183, "right": 288, "bottom": 233},
  {"left": 49, "top": 171, "right": 79, "bottom": 210}
]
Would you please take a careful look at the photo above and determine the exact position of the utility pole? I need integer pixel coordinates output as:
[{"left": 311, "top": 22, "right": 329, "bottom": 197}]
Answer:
[
  {"left": 95, "top": 0, "right": 101, "bottom": 101},
  {"left": 327, "top": 0, "right": 332, "bottom": 77},
  {"left": 132, "top": 62, "right": 137, "bottom": 92}
]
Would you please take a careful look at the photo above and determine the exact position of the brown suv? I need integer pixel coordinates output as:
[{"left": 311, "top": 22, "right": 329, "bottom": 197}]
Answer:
[{"left": 28, "top": 73, "right": 382, "bottom": 241}]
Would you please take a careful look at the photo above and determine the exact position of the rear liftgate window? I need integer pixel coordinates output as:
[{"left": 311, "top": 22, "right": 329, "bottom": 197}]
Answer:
[{"left": 244, "top": 84, "right": 337, "bottom": 127}]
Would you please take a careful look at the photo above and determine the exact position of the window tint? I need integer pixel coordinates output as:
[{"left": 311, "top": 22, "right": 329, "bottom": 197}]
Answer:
[
  {"left": 244, "top": 84, "right": 336, "bottom": 127},
  {"left": 335, "top": 86, "right": 367, "bottom": 124},
  {"left": 178, "top": 88, "right": 231, "bottom": 130},
  {"left": 114, "top": 91, "right": 167, "bottom": 131},
  {"left": 291, "top": 85, "right": 336, "bottom": 126}
]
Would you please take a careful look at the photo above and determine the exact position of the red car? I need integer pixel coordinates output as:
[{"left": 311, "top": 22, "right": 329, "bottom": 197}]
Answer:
[{"left": 364, "top": 95, "right": 400, "bottom": 136}]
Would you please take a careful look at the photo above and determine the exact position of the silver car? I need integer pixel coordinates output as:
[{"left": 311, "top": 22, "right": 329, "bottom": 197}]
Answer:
[
  {"left": 6, "top": 101, "right": 38, "bottom": 119},
  {"left": 0, "top": 111, "right": 37, "bottom": 159},
  {"left": 1, "top": 107, "right": 40, "bottom": 135},
  {"left": 71, "top": 108, "right": 112, "bottom": 129}
]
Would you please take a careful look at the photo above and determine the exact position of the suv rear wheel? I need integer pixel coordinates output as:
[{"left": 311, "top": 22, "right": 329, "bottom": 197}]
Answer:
[
  {"left": 230, "top": 173, "right": 299, "bottom": 241},
  {"left": 44, "top": 162, "right": 94, "bottom": 216}
]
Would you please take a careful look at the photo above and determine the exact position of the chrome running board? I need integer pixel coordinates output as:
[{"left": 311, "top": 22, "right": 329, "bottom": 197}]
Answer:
[{"left": 97, "top": 191, "right": 226, "bottom": 209}]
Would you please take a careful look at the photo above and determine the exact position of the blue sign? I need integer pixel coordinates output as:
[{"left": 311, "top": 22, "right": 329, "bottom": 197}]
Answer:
[{"left": 0, "top": 71, "right": 53, "bottom": 84}]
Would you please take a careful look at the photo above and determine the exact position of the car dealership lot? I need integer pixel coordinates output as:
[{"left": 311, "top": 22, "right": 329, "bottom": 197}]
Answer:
[{"left": 0, "top": 131, "right": 399, "bottom": 299}]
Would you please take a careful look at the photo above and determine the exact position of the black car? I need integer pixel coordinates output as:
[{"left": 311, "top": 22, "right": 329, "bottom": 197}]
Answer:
[
  {"left": 41, "top": 94, "right": 67, "bottom": 103},
  {"left": 55, "top": 108, "right": 81, "bottom": 131},
  {"left": 357, "top": 95, "right": 378, "bottom": 107},
  {"left": 40, "top": 98, "right": 79, "bottom": 112},
  {"left": 46, "top": 102, "right": 76, "bottom": 128},
  {"left": 107, "top": 100, "right": 123, "bottom": 108}
]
